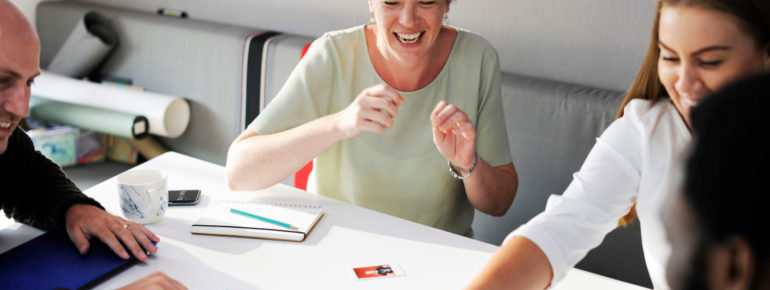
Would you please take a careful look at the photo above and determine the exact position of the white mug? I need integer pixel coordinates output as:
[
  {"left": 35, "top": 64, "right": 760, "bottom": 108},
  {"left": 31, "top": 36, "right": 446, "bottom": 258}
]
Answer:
[{"left": 116, "top": 168, "right": 168, "bottom": 224}]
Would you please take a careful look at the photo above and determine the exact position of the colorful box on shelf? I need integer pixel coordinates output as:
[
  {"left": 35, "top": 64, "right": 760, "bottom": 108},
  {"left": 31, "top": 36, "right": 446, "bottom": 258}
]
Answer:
[
  {"left": 106, "top": 135, "right": 138, "bottom": 165},
  {"left": 27, "top": 126, "right": 78, "bottom": 167}
]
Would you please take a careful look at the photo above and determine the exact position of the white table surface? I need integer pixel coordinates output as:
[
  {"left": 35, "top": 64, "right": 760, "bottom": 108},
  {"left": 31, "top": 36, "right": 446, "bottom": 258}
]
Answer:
[{"left": 1, "top": 152, "right": 648, "bottom": 289}]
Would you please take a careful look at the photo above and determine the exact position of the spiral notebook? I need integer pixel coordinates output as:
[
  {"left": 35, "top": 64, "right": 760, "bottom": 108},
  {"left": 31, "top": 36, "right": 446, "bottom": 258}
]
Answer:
[{"left": 190, "top": 200, "right": 324, "bottom": 242}]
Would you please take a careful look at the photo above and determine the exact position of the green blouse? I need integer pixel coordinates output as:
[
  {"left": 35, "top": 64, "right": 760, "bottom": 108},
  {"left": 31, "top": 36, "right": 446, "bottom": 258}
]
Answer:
[{"left": 249, "top": 25, "right": 511, "bottom": 235}]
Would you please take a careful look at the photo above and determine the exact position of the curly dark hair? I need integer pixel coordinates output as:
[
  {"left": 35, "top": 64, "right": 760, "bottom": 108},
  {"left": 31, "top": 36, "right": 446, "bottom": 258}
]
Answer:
[{"left": 686, "top": 72, "right": 770, "bottom": 288}]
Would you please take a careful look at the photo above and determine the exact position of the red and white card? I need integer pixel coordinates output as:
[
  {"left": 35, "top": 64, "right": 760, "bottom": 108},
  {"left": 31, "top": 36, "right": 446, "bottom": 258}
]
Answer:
[{"left": 351, "top": 264, "right": 405, "bottom": 280}]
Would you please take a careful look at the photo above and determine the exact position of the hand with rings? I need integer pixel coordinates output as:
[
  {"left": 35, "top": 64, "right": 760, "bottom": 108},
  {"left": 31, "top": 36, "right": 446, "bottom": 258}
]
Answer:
[
  {"left": 64, "top": 204, "right": 160, "bottom": 261},
  {"left": 431, "top": 101, "right": 477, "bottom": 172}
]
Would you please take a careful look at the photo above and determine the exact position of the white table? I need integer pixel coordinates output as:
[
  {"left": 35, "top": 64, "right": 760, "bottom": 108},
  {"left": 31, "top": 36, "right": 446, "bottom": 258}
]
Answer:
[{"left": 1, "top": 152, "right": 647, "bottom": 289}]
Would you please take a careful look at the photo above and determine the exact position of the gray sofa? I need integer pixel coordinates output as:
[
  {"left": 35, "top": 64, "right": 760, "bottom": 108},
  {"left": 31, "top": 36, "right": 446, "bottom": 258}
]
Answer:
[
  {"left": 472, "top": 74, "right": 651, "bottom": 287},
  {"left": 41, "top": 2, "right": 651, "bottom": 287}
]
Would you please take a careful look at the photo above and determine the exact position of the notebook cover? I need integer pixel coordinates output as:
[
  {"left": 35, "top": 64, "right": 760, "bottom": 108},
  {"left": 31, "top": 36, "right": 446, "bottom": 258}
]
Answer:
[
  {"left": 191, "top": 211, "right": 324, "bottom": 242},
  {"left": 191, "top": 202, "right": 324, "bottom": 242},
  {"left": 0, "top": 231, "right": 140, "bottom": 289}
]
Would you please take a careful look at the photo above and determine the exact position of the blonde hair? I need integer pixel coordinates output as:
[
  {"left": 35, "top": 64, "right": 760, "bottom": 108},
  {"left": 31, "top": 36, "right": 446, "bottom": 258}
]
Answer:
[{"left": 617, "top": 0, "right": 770, "bottom": 227}]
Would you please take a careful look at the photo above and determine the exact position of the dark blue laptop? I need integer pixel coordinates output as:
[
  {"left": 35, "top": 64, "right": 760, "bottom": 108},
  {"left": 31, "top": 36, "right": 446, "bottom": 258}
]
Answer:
[{"left": 0, "top": 231, "right": 143, "bottom": 289}]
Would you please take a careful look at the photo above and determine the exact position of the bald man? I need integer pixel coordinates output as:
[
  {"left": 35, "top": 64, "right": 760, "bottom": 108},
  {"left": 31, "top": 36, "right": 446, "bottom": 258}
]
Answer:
[{"left": 0, "top": 1, "right": 183, "bottom": 288}]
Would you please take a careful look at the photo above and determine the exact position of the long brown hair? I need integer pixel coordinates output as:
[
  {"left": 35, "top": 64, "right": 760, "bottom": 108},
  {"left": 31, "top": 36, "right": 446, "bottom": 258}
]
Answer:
[{"left": 617, "top": 0, "right": 770, "bottom": 227}]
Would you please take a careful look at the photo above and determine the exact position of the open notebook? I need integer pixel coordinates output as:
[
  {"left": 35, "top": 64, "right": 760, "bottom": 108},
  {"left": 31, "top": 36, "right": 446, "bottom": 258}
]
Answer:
[{"left": 190, "top": 201, "right": 324, "bottom": 242}]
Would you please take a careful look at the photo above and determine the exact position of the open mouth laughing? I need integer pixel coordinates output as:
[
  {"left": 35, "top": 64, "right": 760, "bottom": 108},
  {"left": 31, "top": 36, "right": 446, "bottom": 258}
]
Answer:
[
  {"left": 0, "top": 118, "right": 18, "bottom": 134},
  {"left": 395, "top": 32, "right": 422, "bottom": 44},
  {"left": 681, "top": 97, "right": 702, "bottom": 112},
  {"left": 682, "top": 98, "right": 699, "bottom": 108}
]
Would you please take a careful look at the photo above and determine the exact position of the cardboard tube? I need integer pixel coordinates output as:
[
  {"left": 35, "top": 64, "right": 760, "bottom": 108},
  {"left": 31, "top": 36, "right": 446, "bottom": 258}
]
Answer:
[
  {"left": 128, "top": 136, "right": 168, "bottom": 159},
  {"left": 31, "top": 71, "right": 190, "bottom": 138},
  {"left": 30, "top": 98, "right": 148, "bottom": 139},
  {"left": 47, "top": 11, "right": 118, "bottom": 78}
]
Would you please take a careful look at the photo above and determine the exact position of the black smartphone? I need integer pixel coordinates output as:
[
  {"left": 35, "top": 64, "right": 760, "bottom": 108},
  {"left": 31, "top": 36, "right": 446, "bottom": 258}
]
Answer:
[{"left": 168, "top": 189, "right": 201, "bottom": 206}]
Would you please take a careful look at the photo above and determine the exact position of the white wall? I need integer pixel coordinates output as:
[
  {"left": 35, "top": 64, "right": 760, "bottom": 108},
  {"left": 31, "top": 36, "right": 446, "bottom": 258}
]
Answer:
[
  {"left": 9, "top": 0, "right": 50, "bottom": 27},
  {"left": 13, "top": 0, "right": 658, "bottom": 91}
]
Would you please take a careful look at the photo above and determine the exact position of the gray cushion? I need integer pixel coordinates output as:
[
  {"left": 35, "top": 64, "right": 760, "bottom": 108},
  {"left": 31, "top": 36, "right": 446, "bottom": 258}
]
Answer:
[{"left": 471, "top": 73, "right": 652, "bottom": 287}]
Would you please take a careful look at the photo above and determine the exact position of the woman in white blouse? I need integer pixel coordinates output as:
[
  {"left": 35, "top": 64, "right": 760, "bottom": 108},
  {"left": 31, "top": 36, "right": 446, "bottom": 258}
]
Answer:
[{"left": 467, "top": 0, "right": 770, "bottom": 289}]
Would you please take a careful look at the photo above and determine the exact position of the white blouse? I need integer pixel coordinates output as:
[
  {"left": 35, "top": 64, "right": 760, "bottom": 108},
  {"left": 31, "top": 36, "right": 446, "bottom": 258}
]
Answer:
[{"left": 508, "top": 99, "right": 691, "bottom": 289}]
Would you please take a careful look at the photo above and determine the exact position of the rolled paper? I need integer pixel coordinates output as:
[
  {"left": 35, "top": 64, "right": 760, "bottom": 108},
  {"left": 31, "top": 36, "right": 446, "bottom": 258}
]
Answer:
[
  {"left": 30, "top": 97, "right": 149, "bottom": 139},
  {"left": 128, "top": 136, "right": 168, "bottom": 160},
  {"left": 31, "top": 71, "right": 190, "bottom": 138},
  {"left": 47, "top": 11, "right": 118, "bottom": 78}
]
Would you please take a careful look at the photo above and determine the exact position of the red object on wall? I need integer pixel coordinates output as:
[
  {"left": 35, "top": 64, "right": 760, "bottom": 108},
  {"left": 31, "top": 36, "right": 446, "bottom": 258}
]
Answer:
[
  {"left": 301, "top": 42, "right": 312, "bottom": 59},
  {"left": 294, "top": 161, "right": 313, "bottom": 190},
  {"left": 294, "top": 42, "right": 314, "bottom": 190}
]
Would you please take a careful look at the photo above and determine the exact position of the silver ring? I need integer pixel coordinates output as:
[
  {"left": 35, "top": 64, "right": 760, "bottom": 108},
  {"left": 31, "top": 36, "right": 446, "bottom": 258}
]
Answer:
[{"left": 123, "top": 224, "right": 128, "bottom": 230}]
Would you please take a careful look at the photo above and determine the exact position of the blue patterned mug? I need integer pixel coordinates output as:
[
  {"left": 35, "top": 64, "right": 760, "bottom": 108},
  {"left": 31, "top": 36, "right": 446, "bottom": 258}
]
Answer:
[{"left": 116, "top": 168, "right": 168, "bottom": 224}]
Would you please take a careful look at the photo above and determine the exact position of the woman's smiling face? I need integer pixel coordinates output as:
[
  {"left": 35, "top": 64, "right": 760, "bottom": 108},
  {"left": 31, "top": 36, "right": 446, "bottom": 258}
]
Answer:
[
  {"left": 657, "top": 5, "right": 770, "bottom": 126},
  {"left": 368, "top": 0, "right": 449, "bottom": 64}
]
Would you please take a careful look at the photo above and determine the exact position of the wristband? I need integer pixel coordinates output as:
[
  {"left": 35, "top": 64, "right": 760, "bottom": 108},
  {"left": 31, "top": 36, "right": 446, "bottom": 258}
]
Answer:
[{"left": 448, "top": 152, "right": 478, "bottom": 180}]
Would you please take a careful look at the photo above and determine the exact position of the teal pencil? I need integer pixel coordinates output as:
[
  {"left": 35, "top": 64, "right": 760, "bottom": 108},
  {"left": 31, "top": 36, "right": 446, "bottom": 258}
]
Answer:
[{"left": 230, "top": 208, "right": 298, "bottom": 230}]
